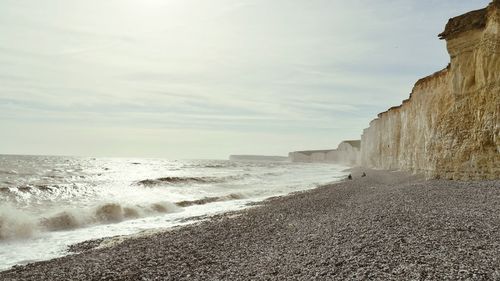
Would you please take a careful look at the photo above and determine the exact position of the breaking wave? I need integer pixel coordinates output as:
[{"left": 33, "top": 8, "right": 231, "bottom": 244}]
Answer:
[
  {"left": 0, "top": 201, "right": 181, "bottom": 240},
  {"left": 175, "top": 193, "right": 247, "bottom": 207},
  {"left": 40, "top": 201, "right": 181, "bottom": 232},
  {"left": 0, "top": 204, "right": 37, "bottom": 240},
  {"left": 0, "top": 191, "right": 249, "bottom": 240},
  {"left": 134, "top": 174, "right": 251, "bottom": 187},
  {"left": 4, "top": 184, "right": 78, "bottom": 194},
  {"left": 0, "top": 169, "right": 18, "bottom": 175},
  {"left": 135, "top": 176, "right": 223, "bottom": 186}
]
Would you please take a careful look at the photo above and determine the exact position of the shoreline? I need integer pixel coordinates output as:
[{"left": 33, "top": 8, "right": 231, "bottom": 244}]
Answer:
[{"left": 2, "top": 169, "right": 500, "bottom": 280}]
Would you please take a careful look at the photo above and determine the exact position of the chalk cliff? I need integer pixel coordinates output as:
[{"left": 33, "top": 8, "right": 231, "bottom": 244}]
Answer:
[
  {"left": 229, "top": 155, "right": 288, "bottom": 162},
  {"left": 360, "top": 0, "right": 500, "bottom": 180},
  {"left": 289, "top": 140, "right": 361, "bottom": 165},
  {"left": 289, "top": 149, "right": 336, "bottom": 163}
]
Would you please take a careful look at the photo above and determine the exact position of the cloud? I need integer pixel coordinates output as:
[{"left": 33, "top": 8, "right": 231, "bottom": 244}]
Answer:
[{"left": 0, "top": 0, "right": 491, "bottom": 158}]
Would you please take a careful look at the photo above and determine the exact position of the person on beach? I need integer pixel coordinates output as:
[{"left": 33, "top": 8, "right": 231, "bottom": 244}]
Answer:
[
  {"left": 347, "top": 174, "right": 352, "bottom": 180},
  {"left": 362, "top": 172, "right": 366, "bottom": 177}
]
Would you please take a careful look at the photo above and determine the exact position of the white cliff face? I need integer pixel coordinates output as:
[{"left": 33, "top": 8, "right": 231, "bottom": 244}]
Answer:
[
  {"left": 288, "top": 151, "right": 314, "bottom": 163},
  {"left": 229, "top": 155, "right": 288, "bottom": 161},
  {"left": 336, "top": 141, "right": 361, "bottom": 166},
  {"left": 289, "top": 140, "right": 360, "bottom": 166},
  {"left": 361, "top": 1, "right": 500, "bottom": 180},
  {"left": 288, "top": 150, "right": 334, "bottom": 163}
]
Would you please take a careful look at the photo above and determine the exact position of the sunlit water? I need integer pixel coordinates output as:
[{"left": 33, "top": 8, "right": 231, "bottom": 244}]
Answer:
[{"left": 0, "top": 155, "right": 347, "bottom": 270}]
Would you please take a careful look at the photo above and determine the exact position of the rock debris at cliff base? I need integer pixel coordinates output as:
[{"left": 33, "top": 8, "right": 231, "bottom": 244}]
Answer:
[{"left": 2, "top": 169, "right": 500, "bottom": 280}]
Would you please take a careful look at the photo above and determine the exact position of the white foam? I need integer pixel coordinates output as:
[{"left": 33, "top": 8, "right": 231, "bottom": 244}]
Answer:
[{"left": 0, "top": 204, "right": 38, "bottom": 240}]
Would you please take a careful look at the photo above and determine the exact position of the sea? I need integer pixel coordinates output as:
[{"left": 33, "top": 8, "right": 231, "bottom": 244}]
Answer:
[{"left": 0, "top": 154, "right": 348, "bottom": 270}]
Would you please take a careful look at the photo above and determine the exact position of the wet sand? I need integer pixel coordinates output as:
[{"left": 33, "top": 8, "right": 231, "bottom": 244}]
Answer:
[{"left": 2, "top": 169, "right": 500, "bottom": 280}]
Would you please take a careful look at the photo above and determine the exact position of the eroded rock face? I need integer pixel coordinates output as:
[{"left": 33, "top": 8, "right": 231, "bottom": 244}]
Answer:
[
  {"left": 289, "top": 140, "right": 361, "bottom": 165},
  {"left": 360, "top": 1, "right": 500, "bottom": 180}
]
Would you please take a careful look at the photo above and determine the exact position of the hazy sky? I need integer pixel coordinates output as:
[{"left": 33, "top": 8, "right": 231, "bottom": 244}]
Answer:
[{"left": 0, "top": 0, "right": 490, "bottom": 159}]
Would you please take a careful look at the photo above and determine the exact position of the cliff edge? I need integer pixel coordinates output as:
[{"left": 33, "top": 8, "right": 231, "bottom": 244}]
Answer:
[{"left": 360, "top": 1, "right": 500, "bottom": 180}]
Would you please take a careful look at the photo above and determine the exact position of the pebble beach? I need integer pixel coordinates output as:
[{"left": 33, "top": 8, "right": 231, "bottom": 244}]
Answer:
[{"left": 2, "top": 169, "right": 500, "bottom": 280}]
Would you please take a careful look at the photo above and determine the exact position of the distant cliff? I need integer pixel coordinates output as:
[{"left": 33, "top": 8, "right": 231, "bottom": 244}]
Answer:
[
  {"left": 229, "top": 155, "right": 288, "bottom": 162},
  {"left": 360, "top": 1, "right": 500, "bottom": 180},
  {"left": 289, "top": 140, "right": 360, "bottom": 165},
  {"left": 289, "top": 149, "right": 336, "bottom": 163}
]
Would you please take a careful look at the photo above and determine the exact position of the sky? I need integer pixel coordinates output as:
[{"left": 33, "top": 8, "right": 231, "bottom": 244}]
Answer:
[{"left": 0, "top": 0, "right": 491, "bottom": 159}]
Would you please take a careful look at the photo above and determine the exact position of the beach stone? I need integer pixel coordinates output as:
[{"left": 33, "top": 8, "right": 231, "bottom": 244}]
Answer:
[{"left": 2, "top": 169, "right": 499, "bottom": 280}]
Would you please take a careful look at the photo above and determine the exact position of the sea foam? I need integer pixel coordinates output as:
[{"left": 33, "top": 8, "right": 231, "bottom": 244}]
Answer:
[{"left": 0, "top": 204, "right": 38, "bottom": 240}]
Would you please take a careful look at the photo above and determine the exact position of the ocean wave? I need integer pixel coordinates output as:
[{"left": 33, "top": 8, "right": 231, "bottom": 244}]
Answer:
[
  {"left": 0, "top": 205, "right": 37, "bottom": 240},
  {"left": 6, "top": 184, "right": 58, "bottom": 192},
  {"left": 135, "top": 173, "right": 256, "bottom": 187},
  {"left": 17, "top": 186, "right": 32, "bottom": 192},
  {"left": 0, "top": 190, "right": 248, "bottom": 240},
  {"left": 0, "top": 201, "right": 182, "bottom": 240},
  {"left": 0, "top": 169, "right": 18, "bottom": 175},
  {"left": 4, "top": 184, "right": 74, "bottom": 196},
  {"left": 135, "top": 176, "right": 223, "bottom": 186},
  {"left": 40, "top": 211, "right": 83, "bottom": 231},
  {"left": 40, "top": 201, "right": 181, "bottom": 232},
  {"left": 175, "top": 193, "right": 246, "bottom": 207},
  {"left": 202, "top": 164, "right": 230, "bottom": 168},
  {"left": 181, "top": 161, "right": 239, "bottom": 169}
]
